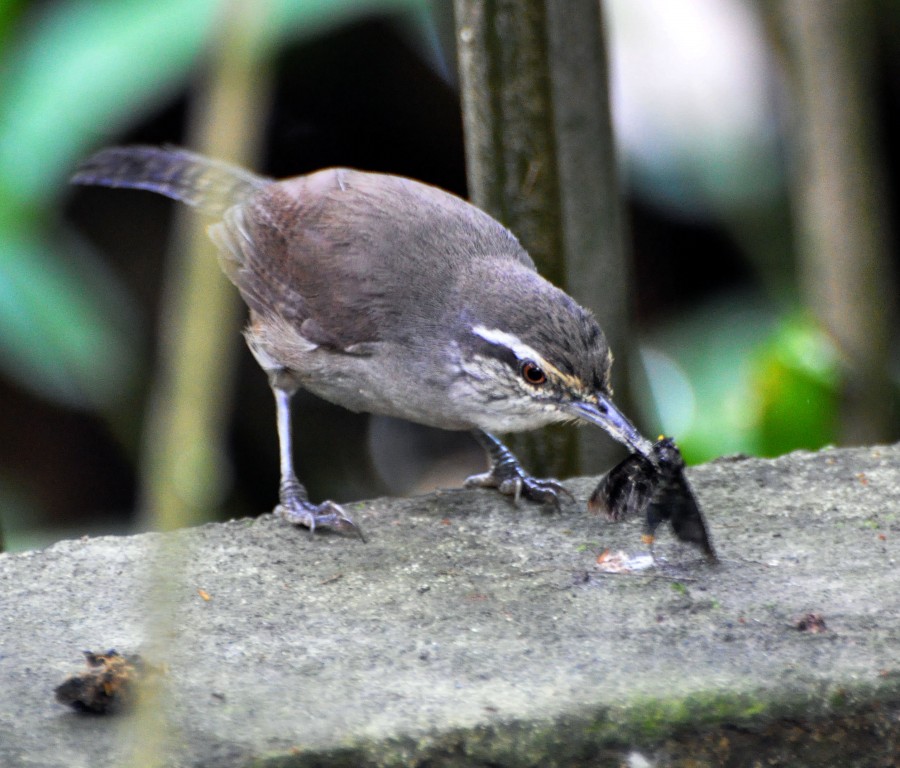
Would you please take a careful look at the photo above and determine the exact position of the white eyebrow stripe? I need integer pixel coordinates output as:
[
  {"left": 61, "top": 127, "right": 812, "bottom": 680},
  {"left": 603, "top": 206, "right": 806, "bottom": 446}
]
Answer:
[
  {"left": 471, "top": 325, "right": 546, "bottom": 364},
  {"left": 472, "top": 324, "right": 588, "bottom": 394}
]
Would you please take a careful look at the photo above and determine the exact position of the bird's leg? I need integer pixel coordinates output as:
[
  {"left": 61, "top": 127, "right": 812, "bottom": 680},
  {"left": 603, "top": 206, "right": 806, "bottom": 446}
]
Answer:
[
  {"left": 465, "top": 429, "right": 574, "bottom": 509},
  {"left": 271, "top": 384, "right": 363, "bottom": 540}
]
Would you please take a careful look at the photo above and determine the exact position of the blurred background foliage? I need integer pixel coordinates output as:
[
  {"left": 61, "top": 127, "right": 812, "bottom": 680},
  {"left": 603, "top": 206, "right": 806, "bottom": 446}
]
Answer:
[{"left": 0, "top": 0, "right": 897, "bottom": 549}]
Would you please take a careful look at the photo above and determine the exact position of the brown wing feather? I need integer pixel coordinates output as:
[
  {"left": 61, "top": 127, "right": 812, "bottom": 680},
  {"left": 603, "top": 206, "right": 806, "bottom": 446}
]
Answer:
[{"left": 212, "top": 168, "right": 535, "bottom": 351}]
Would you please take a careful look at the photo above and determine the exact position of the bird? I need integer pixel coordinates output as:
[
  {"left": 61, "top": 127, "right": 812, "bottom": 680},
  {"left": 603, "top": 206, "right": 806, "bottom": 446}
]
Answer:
[{"left": 72, "top": 145, "right": 652, "bottom": 537}]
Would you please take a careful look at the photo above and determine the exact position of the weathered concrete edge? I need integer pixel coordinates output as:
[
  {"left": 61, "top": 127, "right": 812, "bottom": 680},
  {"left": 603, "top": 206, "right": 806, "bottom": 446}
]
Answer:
[
  {"left": 5, "top": 442, "right": 899, "bottom": 768},
  {"left": 245, "top": 677, "right": 900, "bottom": 767}
]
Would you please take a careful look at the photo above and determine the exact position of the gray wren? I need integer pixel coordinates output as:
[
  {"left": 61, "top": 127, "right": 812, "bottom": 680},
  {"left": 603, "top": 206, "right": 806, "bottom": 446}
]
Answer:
[{"left": 72, "top": 145, "right": 652, "bottom": 536}]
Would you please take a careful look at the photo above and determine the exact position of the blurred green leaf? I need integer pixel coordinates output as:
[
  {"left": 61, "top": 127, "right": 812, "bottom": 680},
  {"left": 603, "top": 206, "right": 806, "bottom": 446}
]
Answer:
[
  {"left": 0, "top": 0, "right": 25, "bottom": 48},
  {"left": 0, "top": 0, "right": 219, "bottom": 210},
  {"left": 638, "top": 298, "right": 842, "bottom": 463},
  {"left": 0, "top": 0, "right": 431, "bottom": 210},
  {"left": 750, "top": 313, "right": 839, "bottom": 456},
  {"left": 637, "top": 293, "right": 775, "bottom": 463},
  {"left": 0, "top": 0, "right": 431, "bottom": 410},
  {"left": 0, "top": 224, "right": 140, "bottom": 408}
]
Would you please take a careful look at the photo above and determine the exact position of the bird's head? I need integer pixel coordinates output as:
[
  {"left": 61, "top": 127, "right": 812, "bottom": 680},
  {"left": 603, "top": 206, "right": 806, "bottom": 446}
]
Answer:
[{"left": 453, "top": 281, "right": 652, "bottom": 457}]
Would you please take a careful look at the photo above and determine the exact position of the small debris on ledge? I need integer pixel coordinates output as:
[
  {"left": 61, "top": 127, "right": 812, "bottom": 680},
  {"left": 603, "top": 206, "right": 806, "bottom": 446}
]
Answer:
[
  {"left": 55, "top": 650, "right": 154, "bottom": 714},
  {"left": 795, "top": 613, "right": 828, "bottom": 633}
]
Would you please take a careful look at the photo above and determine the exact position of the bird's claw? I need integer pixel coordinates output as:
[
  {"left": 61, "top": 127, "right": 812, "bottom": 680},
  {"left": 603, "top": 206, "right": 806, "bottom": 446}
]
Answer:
[
  {"left": 276, "top": 498, "right": 366, "bottom": 542},
  {"left": 465, "top": 467, "right": 573, "bottom": 509},
  {"left": 467, "top": 430, "right": 574, "bottom": 510}
]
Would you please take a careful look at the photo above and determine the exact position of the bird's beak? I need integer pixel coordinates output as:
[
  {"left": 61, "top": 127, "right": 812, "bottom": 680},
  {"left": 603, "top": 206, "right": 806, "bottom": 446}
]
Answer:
[{"left": 567, "top": 393, "right": 654, "bottom": 458}]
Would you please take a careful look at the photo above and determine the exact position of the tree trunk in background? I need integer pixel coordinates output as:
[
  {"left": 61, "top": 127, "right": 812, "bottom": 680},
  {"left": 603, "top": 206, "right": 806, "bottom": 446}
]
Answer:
[
  {"left": 454, "top": 0, "right": 634, "bottom": 476},
  {"left": 779, "top": 0, "right": 897, "bottom": 445}
]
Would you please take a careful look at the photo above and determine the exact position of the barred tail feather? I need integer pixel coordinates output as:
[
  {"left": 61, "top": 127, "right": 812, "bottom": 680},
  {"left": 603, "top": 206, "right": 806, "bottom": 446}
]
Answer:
[{"left": 71, "top": 145, "right": 270, "bottom": 216}]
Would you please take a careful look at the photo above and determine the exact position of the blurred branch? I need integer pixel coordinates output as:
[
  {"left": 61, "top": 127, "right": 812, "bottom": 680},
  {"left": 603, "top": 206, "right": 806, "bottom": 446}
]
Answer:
[
  {"left": 140, "top": 0, "right": 271, "bottom": 531},
  {"left": 130, "top": 3, "right": 272, "bottom": 765},
  {"left": 454, "top": 0, "right": 632, "bottom": 475},
  {"left": 778, "top": 0, "right": 897, "bottom": 444}
]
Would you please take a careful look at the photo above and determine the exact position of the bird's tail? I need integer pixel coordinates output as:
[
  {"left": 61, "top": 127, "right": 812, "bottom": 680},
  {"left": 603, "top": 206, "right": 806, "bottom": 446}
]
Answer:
[{"left": 71, "top": 145, "right": 270, "bottom": 216}]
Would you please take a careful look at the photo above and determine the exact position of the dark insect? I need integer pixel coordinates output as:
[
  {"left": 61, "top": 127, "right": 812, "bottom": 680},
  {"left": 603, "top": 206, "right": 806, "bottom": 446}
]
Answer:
[
  {"left": 54, "top": 649, "right": 149, "bottom": 714},
  {"left": 588, "top": 437, "right": 717, "bottom": 562}
]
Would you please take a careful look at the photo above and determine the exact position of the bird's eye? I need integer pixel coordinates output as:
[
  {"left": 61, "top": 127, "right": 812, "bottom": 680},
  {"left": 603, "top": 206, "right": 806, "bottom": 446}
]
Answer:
[{"left": 520, "top": 360, "right": 547, "bottom": 385}]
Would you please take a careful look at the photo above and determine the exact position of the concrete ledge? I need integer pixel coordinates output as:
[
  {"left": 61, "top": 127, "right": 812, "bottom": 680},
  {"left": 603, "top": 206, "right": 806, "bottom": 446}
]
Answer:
[{"left": 2, "top": 444, "right": 899, "bottom": 767}]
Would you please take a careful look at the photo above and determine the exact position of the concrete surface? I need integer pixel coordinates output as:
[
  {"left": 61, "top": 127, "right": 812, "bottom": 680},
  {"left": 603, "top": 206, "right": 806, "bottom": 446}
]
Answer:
[{"left": 1, "top": 443, "right": 899, "bottom": 767}]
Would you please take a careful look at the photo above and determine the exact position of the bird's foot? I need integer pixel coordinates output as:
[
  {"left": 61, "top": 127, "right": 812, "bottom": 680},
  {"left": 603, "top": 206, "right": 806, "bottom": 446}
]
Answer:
[
  {"left": 465, "top": 464, "right": 573, "bottom": 509},
  {"left": 467, "top": 430, "right": 574, "bottom": 509},
  {"left": 276, "top": 492, "right": 365, "bottom": 541}
]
